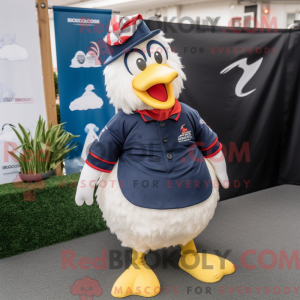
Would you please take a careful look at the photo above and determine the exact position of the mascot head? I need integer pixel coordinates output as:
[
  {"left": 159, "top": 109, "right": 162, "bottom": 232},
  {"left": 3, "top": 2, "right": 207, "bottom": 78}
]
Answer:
[{"left": 103, "top": 14, "right": 186, "bottom": 114}]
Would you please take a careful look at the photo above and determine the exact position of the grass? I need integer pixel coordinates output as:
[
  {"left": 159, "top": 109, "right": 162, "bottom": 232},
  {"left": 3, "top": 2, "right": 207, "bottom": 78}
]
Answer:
[{"left": 0, "top": 173, "right": 108, "bottom": 259}]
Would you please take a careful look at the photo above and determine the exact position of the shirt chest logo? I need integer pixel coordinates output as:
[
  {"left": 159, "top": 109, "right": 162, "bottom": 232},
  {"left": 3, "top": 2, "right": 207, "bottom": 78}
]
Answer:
[{"left": 178, "top": 124, "right": 192, "bottom": 142}]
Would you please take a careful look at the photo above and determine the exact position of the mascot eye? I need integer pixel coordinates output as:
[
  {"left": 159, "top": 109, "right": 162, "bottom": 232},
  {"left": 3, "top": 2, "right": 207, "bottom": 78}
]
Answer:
[
  {"left": 125, "top": 50, "right": 147, "bottom": 76},
  {"left": 154, "top": 51, "right": 162, "bottom": 64},
  {"left": 147, "top": 41, "right": 168, "bottom": 64},
  {"left": 136, "top": 58, "right": 147, "bottom": 71}
]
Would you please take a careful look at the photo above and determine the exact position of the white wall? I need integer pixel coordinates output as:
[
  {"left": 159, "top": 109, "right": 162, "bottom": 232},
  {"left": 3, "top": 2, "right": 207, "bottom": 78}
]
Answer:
[
  {"left": 119, "top": 1, "right": 300, "bottom": 28},
  {"left": 49, "top": 15, "right": 57, "bottom": 69},
  {"left": 268, "top": 3, "right": 300, "bottom": 28},
  {"left": 180, "top": 1, "right": 244, "bottom": 26}
]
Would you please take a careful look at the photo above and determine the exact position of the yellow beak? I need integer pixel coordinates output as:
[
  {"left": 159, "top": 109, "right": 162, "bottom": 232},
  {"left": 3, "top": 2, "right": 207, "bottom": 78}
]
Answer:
[{"left": 132, "top": 64, "right": 178, "bottom": 110}]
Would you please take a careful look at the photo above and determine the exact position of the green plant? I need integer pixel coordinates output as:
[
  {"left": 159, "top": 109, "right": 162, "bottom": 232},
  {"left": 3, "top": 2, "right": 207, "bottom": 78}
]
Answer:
[
  {"left": 56, "top": 104, "right": 61, "bottom": 124},
  {"left": 8, "top": 116, "right": 79, "bottom": 175},
  {"left": 54, "top": 72, "right": 61, "bottom": 125},
  {"left": 53, "top": 71, "right": 59, "bottom": 99}
]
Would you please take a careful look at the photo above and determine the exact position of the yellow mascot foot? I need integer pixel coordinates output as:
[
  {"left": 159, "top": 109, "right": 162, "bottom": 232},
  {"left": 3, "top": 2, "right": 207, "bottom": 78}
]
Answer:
[
  {"left": 111, "top": 249, "right": 160, "bottom": 298},
  {"left": 179, "top": 240, "right": 235, "bottom": 283}
]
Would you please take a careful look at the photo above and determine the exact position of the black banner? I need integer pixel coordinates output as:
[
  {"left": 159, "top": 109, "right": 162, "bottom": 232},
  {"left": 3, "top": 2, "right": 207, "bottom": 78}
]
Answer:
[{"left": 145, "top": 20, "right": 300, "bottom": 200}]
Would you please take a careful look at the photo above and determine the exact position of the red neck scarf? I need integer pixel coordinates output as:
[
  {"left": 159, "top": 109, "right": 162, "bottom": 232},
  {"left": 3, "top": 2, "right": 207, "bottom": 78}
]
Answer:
[{"left": 136, "top": 99, "right": 181, "bottom": 121}]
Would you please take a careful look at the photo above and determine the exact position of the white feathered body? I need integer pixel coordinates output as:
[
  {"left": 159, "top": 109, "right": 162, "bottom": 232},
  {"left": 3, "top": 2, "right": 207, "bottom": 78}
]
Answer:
[
  {"left": 97, "top": 159, "right": 219, "bottom": 253},
  {"left": 96, "top": 32, "right": 220, "bottom": 253}
]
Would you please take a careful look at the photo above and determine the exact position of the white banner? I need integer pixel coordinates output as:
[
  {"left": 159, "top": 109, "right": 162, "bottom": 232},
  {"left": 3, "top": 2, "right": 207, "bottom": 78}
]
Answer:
[{"left": 0, "top": 0, "right": 47, "bottom": 184}]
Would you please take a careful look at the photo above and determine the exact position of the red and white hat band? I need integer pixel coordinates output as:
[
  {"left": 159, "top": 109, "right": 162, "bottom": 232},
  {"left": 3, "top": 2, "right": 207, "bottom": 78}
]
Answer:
[{"left": 103, "top": 14, "right": 143, "bottom": 46}]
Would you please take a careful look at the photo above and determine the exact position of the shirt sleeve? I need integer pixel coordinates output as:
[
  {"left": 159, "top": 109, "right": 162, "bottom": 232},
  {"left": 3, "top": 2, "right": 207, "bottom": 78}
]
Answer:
[
  {"left": 86, "top": 114, "right": 125, "bottom": 173},
  {"left": 192, "top": 110, "right": 222, "bottom": 158}
]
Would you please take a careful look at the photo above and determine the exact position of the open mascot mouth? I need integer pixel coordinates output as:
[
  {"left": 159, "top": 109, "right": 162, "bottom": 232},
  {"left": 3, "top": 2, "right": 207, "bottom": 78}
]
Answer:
[
  {"left": 132, "top": 64, "right": 178, "bottom": 109},
  {"left": 147, "top": 84, "right": 167, "bottom": 102}
]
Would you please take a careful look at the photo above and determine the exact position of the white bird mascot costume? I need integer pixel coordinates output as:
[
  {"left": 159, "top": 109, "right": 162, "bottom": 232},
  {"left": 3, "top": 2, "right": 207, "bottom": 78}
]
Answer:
[{"left": 75, "top": 14, "right": 235, "bottom": 298}]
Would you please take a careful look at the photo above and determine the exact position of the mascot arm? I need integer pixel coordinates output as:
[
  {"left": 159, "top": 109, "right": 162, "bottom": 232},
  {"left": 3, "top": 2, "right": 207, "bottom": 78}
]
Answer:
[
  {"left": 75, "top": 163, "right": 102, "bottom": 206},
  {"left": 207, "top": 150, "right": 229, "bottom": 189}
]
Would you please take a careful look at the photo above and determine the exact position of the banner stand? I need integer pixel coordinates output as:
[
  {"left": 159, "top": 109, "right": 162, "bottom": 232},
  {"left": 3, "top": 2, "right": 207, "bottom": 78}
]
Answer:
[
  {"left": 36, "top": 0, "right": 61, "bottom": 175},
  {"left": 53, "top": 6, "right": 115, "bottom": 175}
]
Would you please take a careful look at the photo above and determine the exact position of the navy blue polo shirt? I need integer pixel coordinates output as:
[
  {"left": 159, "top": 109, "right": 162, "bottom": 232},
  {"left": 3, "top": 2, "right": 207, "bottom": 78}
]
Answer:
[{"left": 86, "top": 102, "right": 222, "bottom": 209}]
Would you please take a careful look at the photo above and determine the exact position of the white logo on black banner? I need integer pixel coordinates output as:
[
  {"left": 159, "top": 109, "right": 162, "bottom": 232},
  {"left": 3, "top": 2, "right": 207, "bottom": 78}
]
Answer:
[{"left": 220, "top": 57, "right": 263, "bottom": 97}]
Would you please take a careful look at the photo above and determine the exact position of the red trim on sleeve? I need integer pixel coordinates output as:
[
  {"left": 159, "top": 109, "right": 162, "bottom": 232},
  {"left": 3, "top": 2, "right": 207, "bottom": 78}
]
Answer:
[
  {"left": 86, "top": 160, "right": 112, "bottom": 173},
  {"left": 203, "top": 143, "right": 223, "bottom": 158},
  {"left": 89, "top": 151, "right": 116, "bottom": 164},
  {"left": 201, "top": 137, "right": 218, "bottom": 152}
]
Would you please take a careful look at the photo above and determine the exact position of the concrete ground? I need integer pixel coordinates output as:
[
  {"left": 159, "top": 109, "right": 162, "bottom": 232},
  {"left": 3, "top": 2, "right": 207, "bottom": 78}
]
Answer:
[{"left": 1, "top": 185, "right": 300, "bottom": 300}]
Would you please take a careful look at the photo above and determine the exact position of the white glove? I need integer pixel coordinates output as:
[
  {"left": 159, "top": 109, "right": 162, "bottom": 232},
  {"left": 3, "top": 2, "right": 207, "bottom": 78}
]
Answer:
[
  {"left": 75, "top": 163, "right": 102, "bottom": 206},
  {"left": 207, "top": 150, "right": 229, "bottom": 189}
]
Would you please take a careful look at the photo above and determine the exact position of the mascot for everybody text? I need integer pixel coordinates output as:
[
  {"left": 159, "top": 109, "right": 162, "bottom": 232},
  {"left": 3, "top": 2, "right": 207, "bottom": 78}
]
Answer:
[{"left": 75, "top": 14, "right": 235, "bottom": 298}]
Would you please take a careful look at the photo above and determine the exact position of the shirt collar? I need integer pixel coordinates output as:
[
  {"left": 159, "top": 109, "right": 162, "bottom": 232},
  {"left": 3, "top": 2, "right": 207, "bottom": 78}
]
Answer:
[{"left": 136, "top": 99, "right": 181, "bottom": 122}]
